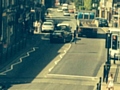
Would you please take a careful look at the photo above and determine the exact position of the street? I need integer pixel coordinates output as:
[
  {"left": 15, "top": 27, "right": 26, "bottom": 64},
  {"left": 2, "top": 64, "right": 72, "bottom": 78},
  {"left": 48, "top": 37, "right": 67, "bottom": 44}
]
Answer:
[{"left": 0, "top": 4, "right": 108, "bottom": 90}]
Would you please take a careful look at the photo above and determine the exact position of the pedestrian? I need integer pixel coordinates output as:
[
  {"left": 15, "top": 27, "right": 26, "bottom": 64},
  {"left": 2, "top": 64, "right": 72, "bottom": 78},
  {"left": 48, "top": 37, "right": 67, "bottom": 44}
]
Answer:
[
  {"left": 73, "top": 30, "right": 77, "bottom": 44},
  {"left": 106, "top": 73, "right": 114, "bottom": 90}
]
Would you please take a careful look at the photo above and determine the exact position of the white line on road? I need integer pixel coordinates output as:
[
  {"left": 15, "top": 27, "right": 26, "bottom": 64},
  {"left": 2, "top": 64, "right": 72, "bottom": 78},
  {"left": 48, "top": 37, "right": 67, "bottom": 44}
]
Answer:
[
  {"left": 48, "top": 43, "right": 71, "bottom": 73},
  {"left": 54, "top": 59, "right": 60, "bottom": 65},
  {"left": 0, "top": 47, "right": 39, "bottom": 75},
  {"left": 49, "top": 66, "right": 54, "bottom": 72},
  {"left": 48, "top": 74, "right": 99, "bottom": 80}
]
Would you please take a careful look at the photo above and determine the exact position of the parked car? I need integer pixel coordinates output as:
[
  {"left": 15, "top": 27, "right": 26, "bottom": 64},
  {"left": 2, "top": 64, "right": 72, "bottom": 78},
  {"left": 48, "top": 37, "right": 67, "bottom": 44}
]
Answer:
[
  {"left": 45, "top": 19, "right": 58, "bottom": 28},
  {"left": 41, "top": 22, "right": 54, "bottom": 33},
  {"left": 63, "top": 11, "right": 70, "bottom": 16},
  {"left": 94, "top": 17, "right": 109, "bottom": 27},
  {"left": 50, "top": 23, "right": 72, "bottom": 43}
]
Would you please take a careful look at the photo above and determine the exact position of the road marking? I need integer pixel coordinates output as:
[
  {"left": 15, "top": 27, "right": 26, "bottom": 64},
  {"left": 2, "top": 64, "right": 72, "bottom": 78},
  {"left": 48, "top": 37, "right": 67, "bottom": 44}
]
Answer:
[
  {"left": 48, "top": 43, "right": 71, "bottom": 73},
  {"left": 49, "top": 66, "right": 54, "bottom": 72},
  {"left": 54, "top": 59, "right": 60, "bottom": 65},
  {"left": 0, "top": 47, "right": 39, "bottom": 75},
  {"left": 47, "top": 74, "right": 99, "bottom": 81}
]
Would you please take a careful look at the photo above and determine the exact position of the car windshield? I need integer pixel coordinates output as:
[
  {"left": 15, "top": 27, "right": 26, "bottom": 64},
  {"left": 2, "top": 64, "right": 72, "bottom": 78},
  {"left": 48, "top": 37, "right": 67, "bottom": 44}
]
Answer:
[
  {"left": 57, "top": 25, "right": 70, "bottom": 31},
  {"left": 46, "top": 20, "right": 54, "bottom": 22},
  {"left": 43, "top": 23, "right": 52, "bottom": 25},
  {"left": 101, "top": 19, "right": 107, "bottom": 22}
]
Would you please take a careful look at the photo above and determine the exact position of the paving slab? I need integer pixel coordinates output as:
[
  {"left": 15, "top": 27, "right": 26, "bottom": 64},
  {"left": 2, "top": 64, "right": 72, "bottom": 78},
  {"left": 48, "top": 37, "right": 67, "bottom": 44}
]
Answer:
[{"left": 101, "top": 83, "right": 120, "bottom": 90}]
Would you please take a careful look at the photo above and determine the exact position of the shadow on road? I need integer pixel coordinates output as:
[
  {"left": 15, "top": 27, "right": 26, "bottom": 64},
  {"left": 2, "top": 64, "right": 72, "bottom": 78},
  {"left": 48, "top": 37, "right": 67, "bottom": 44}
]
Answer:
[{"left": 0, "top": 33, "right": 66, "bottom": 90}]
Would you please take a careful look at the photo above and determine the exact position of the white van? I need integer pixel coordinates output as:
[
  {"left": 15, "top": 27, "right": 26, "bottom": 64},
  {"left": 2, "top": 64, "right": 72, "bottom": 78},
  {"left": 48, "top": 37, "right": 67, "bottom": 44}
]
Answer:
[{"left": 108, "top": 28, "right": 120, "bottom": 60}]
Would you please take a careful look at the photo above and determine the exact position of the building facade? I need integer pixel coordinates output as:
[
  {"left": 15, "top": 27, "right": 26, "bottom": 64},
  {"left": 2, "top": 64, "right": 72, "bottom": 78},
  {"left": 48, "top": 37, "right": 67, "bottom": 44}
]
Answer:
[
  {"left": 99, "top": 0, "right": 113, "bottom": 22},
  {"left": 0, "top": 0, "right": 43, "bottom": 63}
]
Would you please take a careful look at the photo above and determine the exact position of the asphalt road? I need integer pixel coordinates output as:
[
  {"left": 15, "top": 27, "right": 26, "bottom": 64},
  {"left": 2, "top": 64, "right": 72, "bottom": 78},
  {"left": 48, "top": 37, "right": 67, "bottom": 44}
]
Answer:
[{"left": 0, "top": 4, "right": 108, "bottom": 90}]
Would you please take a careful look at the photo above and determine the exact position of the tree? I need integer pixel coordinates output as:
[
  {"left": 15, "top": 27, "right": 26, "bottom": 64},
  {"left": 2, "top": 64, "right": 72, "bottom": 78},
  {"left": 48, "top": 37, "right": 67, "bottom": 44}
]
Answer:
[
  {"left": 74, "top": 0, "right": 84, "bottom": 10},
  {"left": 73, "top": 0, "right": 92, "bottom": 10},
  {"left": 84, "top": 0, "right": 92, "bottom": 10}
]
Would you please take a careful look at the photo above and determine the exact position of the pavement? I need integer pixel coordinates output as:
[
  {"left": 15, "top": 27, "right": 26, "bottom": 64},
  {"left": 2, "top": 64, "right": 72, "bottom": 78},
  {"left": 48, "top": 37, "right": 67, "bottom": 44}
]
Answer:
[
  {"left": 0, "top": 33, "right": 41, "bottom": 73},
  {"left": 94, "top": 60, "right": 120, "bottom": 90}
]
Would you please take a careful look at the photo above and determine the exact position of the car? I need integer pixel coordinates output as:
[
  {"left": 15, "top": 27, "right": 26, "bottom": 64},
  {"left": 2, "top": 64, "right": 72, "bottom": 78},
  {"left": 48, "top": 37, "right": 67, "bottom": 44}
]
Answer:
[
  {"left": 100, "top": 18, "right": 109, "bottom": 27},
  {"left": 63, "top": 11, "right": 70, "bottom": 16},
  {"left": 46, "top": 19, "right": 54, "bottom": 24},
  {"left": 68, "top": 9, "right": 74, "bottom": 13},
  {"left": 62, "top": 5, "right": 68, "bottom": 10},
  {"left": 57, "top": 23, "right": 71, "bottom": 29},
  {"left": 50, "top": 23, "right": 72, "bottom": 43},
  {"left": 62, "top": 3, "right": 68, "bottom": 7},
  {"left": 45, "top": 8, "right": 53, "bottom": 18},
  {"left": 46, "top": 19, "right": 58, "bottom": 28},
  {"left": 57, "top": 8, "right": 63, "bottom": 12},
  {"left": 41, "top": 22, "right": 54, "bottom": 32},
  {"left": 94, "top": 17, "right": 109, "bottom": 27}
]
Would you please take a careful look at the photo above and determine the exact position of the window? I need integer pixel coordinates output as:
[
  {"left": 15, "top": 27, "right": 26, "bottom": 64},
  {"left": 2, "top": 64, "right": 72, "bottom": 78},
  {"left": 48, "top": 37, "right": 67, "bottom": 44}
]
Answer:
[
  {"left": 84, "top": 13, "right": 89, "bottom": 19},
  {"left": 78, "top": 13, "right": 83, "bottom": 19},
  {"left": 90, "top": 13, "right": 95, "bottom": 19}
]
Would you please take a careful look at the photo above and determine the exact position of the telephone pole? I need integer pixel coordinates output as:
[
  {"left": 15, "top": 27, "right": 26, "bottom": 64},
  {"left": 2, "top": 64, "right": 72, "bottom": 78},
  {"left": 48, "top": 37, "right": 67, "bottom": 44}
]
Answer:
[{"left": 0, "top": 0, "right": 3, "bottom": 62}]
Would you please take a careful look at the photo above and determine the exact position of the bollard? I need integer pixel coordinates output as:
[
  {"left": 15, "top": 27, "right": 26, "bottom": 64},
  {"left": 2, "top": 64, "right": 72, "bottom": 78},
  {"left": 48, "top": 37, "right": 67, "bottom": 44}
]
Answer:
[
  {"left": 103, "top": 65, "right": 105, "bottom": 82},
  {"left": 96, "top": 83, "right": 99, "bottom": 90},
  {"left": 99, "top": 77, "right": 102, "bottom": 90},
  {"left": 103, "top": 65, "right": 107, "bottom": 82},
  {"left": 106, "top": 64, "right": 111, "bottom": 83},
  {"left": 113, "top": 54, "right": 116, "bottom": 64}
]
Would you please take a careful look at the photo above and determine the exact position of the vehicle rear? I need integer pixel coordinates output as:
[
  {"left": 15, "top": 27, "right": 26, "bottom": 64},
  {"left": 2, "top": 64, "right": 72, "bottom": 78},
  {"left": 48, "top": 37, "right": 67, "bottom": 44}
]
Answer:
[
  {"left": 94, "top": 17, "right": 109, "bottom": 27},
  {"left": 41, "top": 22, "right": 54, "bottom": 33},
  {"left": 50, "top": 30, "right": 65, "bottom": 43},
  {"left": 50, "top": 24, "right": 72, "bottom": 43},
  {"left": 76, "top": 11, "right": 97, "bottom": 38}
]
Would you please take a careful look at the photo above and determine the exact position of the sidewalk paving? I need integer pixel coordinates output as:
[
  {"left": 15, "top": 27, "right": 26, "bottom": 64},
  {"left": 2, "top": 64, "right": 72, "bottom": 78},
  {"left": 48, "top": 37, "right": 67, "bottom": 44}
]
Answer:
[
  {"left": 0, "top": 34, "right": 41, "bottom": 72},
  {"left": 102, "top": 83, "right": 120, "bottom": 90},
  {"left": 101, "top": 60, "right": 120, "bottom": 90}
]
